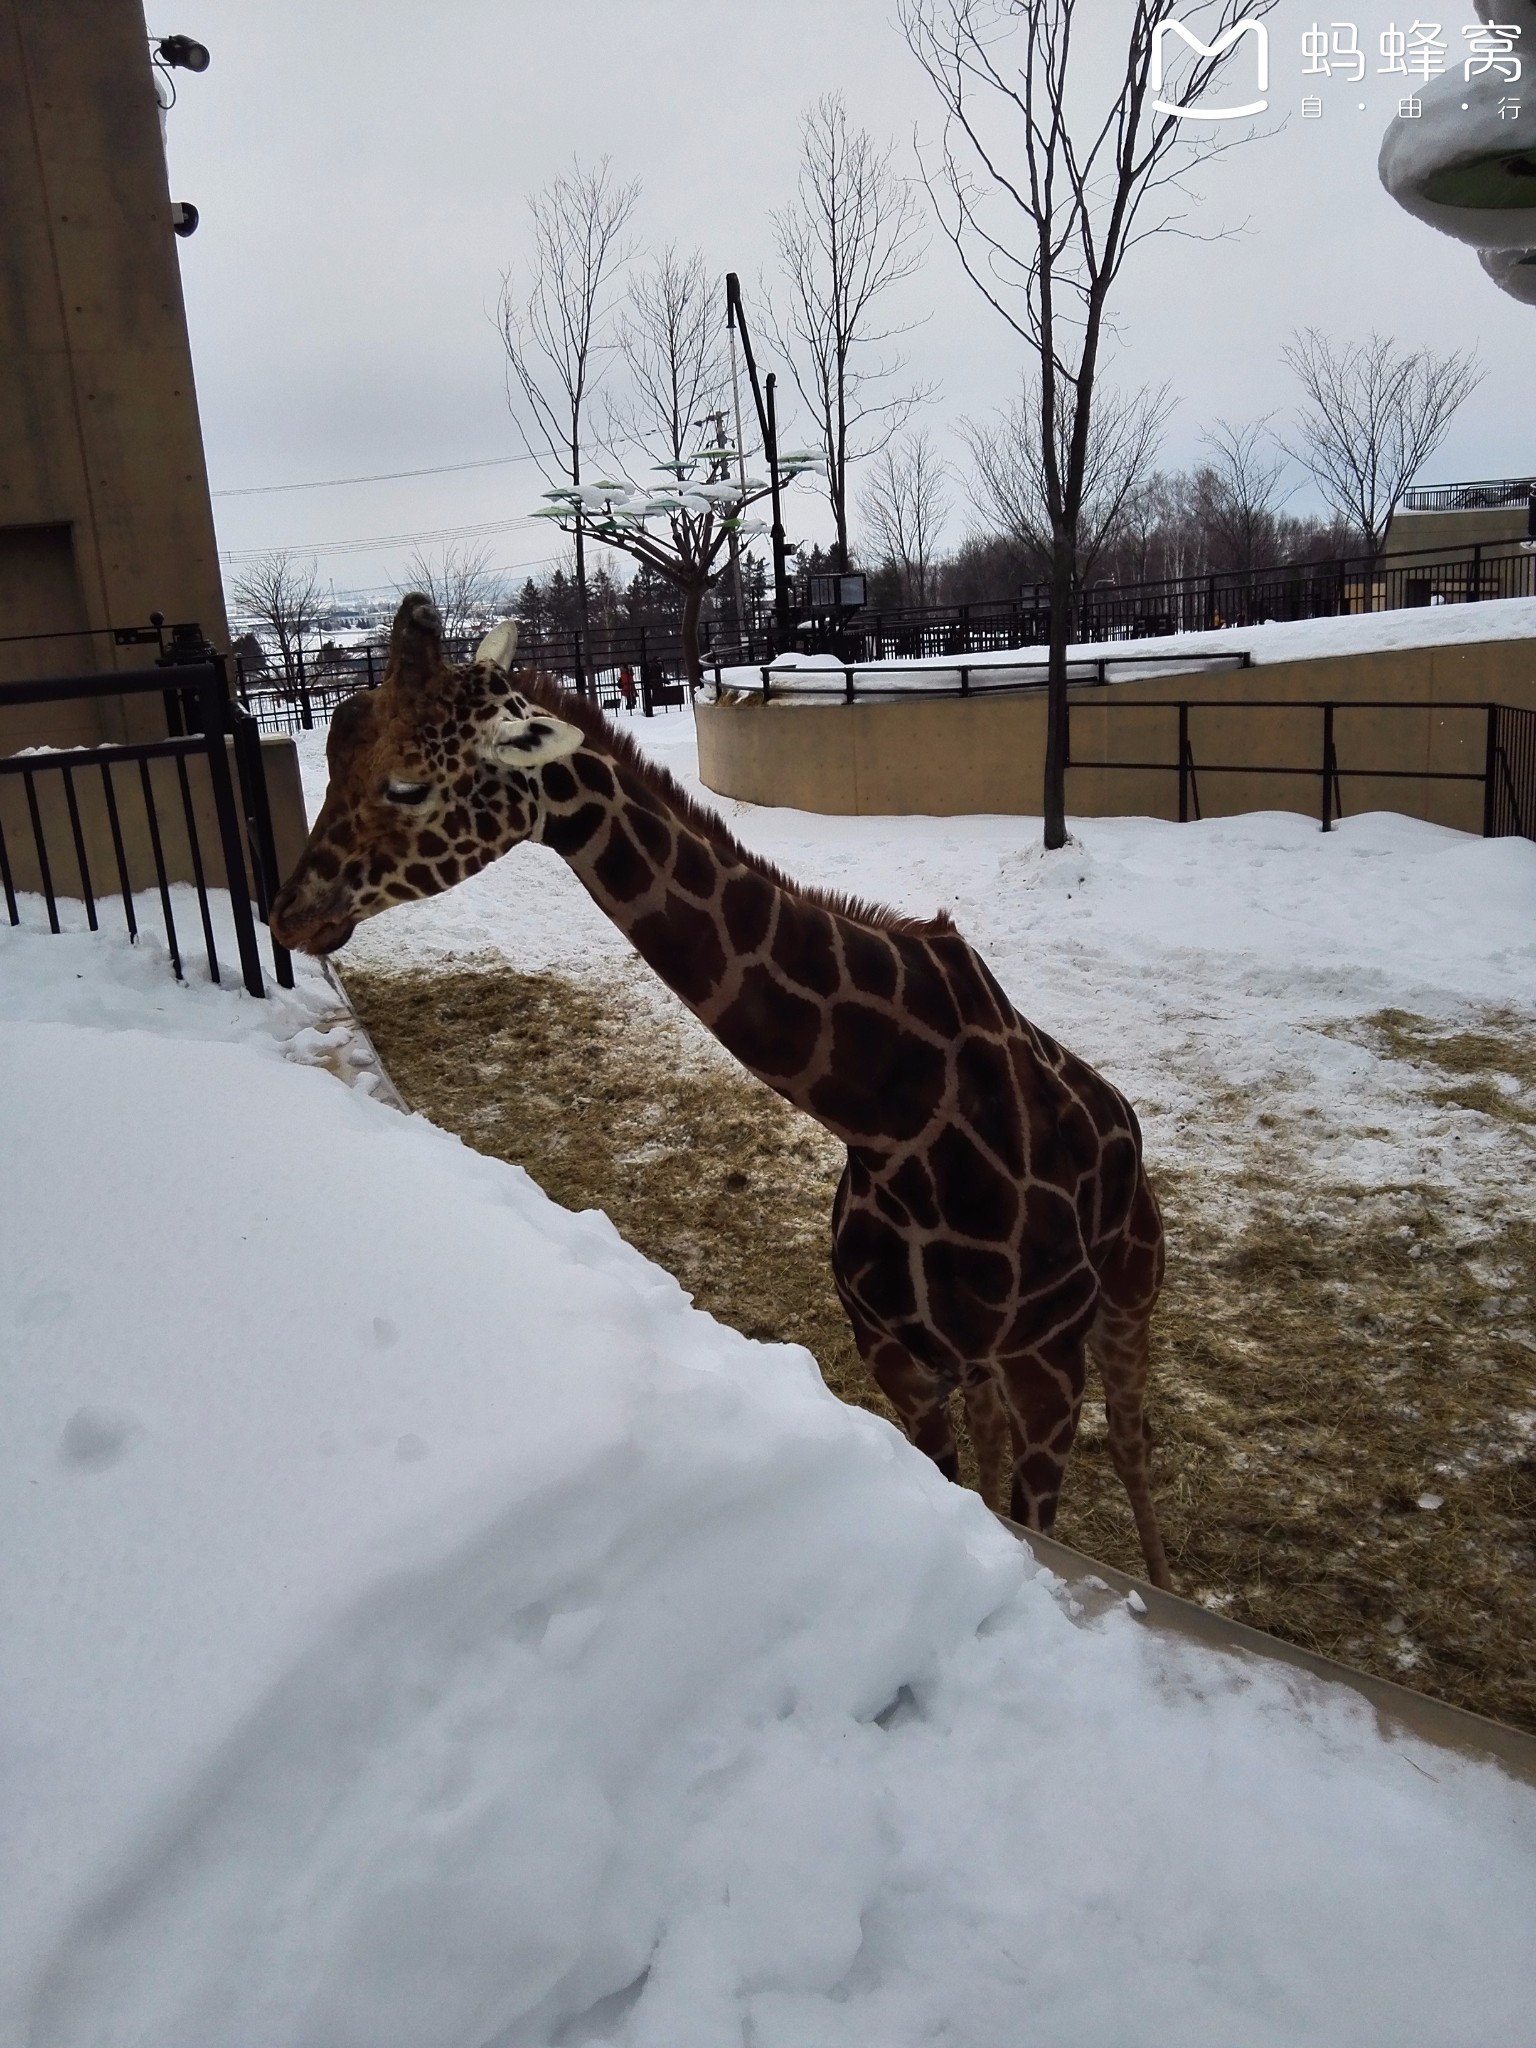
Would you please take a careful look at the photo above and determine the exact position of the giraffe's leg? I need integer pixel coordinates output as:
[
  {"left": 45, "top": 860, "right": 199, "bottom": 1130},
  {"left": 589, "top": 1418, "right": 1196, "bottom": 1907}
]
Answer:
[
  {"left": 959, "top": 1370, "right": 1012, "bottom": 1514},
  {"left": 1088, "top": 1298, "right": 1173, "bottom": 1591},
  {"left": 1089, "top": 1165, "right": 1174, "bottom": 1591},
  {"left": 844, "top": 1309, "right": 961, "bottom": 1483},
  {"left": 1000, "top": 1333, "right": 1089, "bottom": 1537}
]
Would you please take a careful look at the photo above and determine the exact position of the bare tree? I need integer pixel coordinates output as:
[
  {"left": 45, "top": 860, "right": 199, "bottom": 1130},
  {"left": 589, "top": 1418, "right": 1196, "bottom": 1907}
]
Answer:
[
  {"left": 902, "top": 0, "right": 1276, "bottom": 847},
  {"left": 536, "top": 249, "right": 805, "bottom": 682},
  {"left": 227, "top": 550, "right": 321, "bottom": 682},
  {"left": 1193, "top": 418, "right": 1290, "bottom": 571},
  {"left": 1282, "top": 330, "right": 1484, "bottom": 558},
  {"left": 498, "top": 157, "right": 640, "bottom": 668},
  {"left": 768, "top": 93, "right": 929, "bottom": 572},
  {"left": 860, "top": 430, "right": 951, "bottom": 604},
  {"left": 961, "top": 378, "right": 1174, "bottom": 589},
  {"left": 401, "top": 542, "right": 509, "bottom": 641}
]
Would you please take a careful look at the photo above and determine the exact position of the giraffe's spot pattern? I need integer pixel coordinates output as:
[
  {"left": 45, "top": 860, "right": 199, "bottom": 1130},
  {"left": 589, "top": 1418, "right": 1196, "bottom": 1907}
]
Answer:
[
  {"left": 721, "top": 873, "right": 773, "bottom": 954},
  {"left": 594, "top": 820, "right": 653, "bottom": 904}
]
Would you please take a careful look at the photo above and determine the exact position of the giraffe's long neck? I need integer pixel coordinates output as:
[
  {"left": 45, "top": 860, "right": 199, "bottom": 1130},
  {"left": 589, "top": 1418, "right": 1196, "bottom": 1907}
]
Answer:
[{"left": 531, "top": 736, "right": 947, "bottom": 1148}]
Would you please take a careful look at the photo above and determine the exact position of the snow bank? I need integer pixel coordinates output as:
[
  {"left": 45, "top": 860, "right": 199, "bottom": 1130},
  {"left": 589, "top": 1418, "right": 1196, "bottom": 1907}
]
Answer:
[
  {"left": 717, "top": 593, "right": 1536, "bottom": 694},
  {"left": 2, "top": 902, "right": 1535, "bottom": 2046}
]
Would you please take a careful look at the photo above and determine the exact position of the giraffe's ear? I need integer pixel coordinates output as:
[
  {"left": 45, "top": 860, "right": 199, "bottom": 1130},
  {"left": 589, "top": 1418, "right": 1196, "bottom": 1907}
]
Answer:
[
  {"left": 489, "top": 709, "right": 583, "bottom": 768},
  {"left": 475, "top": 619, "right": 519, "bottom": 672}
]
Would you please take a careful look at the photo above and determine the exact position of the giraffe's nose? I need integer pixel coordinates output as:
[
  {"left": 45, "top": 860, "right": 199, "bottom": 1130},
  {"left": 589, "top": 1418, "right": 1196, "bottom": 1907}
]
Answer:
[{"left": 269, "top": 878, "right": 356, "bottom": 956}]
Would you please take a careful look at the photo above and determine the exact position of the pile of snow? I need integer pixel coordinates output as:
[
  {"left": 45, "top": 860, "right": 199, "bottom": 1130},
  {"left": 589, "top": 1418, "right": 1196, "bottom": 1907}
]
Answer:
[
  {"left": 713, "top": 592, "right": 1536, "bottom": 694},
  {"left": 3, "top": 891, "right": 1536, "bottom": 2046}
]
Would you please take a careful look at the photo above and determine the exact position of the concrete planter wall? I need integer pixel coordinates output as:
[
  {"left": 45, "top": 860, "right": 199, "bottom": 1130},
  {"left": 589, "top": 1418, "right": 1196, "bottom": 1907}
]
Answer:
[{"left": 697, "top": 637, "right": 1536, "bottom": 825}]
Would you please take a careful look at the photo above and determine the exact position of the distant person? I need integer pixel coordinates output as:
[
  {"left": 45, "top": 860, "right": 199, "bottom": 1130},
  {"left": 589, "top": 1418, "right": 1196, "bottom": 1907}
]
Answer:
[{"left": 619, "top": 663, "right": 636, "bottom": 711}]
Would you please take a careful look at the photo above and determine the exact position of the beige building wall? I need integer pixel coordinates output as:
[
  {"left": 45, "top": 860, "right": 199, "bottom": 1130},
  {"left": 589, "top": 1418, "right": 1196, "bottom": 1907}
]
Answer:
[
  {"left": 697, "top": 636, "right": 1536, "bottom": 829},
  {"left": 0, "top": 0, "right": 229, "bottom": 749},
  {"left": 1382, "top": 505, "right": 1531, "bottom": 562}
]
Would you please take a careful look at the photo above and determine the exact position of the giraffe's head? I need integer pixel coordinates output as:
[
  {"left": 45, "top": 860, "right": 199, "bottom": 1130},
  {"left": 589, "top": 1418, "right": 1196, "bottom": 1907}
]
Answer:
[{"left": 268, "top": 593, "right": 583, "bottom": 955}]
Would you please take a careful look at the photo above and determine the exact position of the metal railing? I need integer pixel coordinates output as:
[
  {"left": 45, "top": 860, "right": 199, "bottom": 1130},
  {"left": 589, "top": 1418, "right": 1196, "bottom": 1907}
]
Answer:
[
  {"left": 235, "top": 621, "right": 696, "bottom": 735},
  {"left": 0, "top": 649, "right": 293, "bottom": 995},
  {"left": 1400, "top": 478, "right": 1535, "bottom": 514},
  {"left": 1063, "top": 698, "right": 1534, "bottom": 839},
  {"left": 230, "top": 526, "right": 1536, "bottom": 730},
  {"left": 748, "top": 650, "right": 1253, "bottom": 704}
]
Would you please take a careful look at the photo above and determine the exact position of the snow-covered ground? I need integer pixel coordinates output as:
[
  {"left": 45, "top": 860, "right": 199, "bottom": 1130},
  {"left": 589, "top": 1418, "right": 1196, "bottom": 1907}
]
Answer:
[
  {"left": 1, "top": 711, "right": 1533, "bottom": 2044},
  {"left": 715, "top": 591, "right": 1536, "bottom": 694}
]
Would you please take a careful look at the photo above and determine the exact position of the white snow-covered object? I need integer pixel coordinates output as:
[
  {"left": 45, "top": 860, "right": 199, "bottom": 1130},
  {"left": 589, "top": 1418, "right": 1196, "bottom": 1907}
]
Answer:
[
  {"left": 1379, "top": 65, "right": 1536, "bottom": 250},
  {"left": 1479, "top": 241, "right": 1536, "bottom": 301}
]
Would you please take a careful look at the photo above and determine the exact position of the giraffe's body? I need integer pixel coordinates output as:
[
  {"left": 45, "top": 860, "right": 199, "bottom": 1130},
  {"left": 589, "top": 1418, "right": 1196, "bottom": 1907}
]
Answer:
[{"left": 270, "top": 598, "right": 1172, "bottom": 1587}]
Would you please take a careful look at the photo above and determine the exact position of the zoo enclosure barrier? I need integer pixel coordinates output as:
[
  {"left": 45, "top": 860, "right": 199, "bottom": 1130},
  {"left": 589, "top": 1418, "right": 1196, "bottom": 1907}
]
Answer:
[
  {"left": 783, "top": 538, "right": 1536, "bottom": 665},
  {"left": 749, "top": 651, "right": 1254, "bottom": 705},
  {"left": 235, "top": 619, "right": 696, "bottom": 735},
  {"left": 1063, "top": 698, "right": 1535, "bottom": 839},
  {"left": 231, "top": 532, "right": 1536, "bottom": 732},
  {"left": 0, "top": 637, "right": 294, "bottom": 996}
]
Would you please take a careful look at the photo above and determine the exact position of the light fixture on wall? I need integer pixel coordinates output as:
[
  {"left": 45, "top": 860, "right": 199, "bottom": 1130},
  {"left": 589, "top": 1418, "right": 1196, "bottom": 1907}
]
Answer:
[{"left": 156, "top": 34, "right": 210, "bottom": 72}]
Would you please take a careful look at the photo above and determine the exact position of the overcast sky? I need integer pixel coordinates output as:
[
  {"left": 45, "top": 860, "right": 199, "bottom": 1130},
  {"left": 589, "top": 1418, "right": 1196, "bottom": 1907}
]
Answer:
[{"left": 159, "top": 0, "right": 1528, "bottom": 604}]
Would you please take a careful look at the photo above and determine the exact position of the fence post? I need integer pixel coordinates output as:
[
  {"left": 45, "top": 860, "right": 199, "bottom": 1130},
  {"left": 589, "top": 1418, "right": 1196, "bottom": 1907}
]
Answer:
[
  {"left": 1470, "top": 543, "right": 1483, "bottom": 605},
  {"left": 639, "top": 625, "right": 653, "bottom": 718},
  {"left": 1483, "top": 703, "right": 1498, "bottom": 837},
  {"left": 198, "top": 664, "right": 267, "bottom": 997},
  {"left": 1178, "top": 702, "right": 1189, "bottom": 824},
  {"left": 1321, "top": 702, "right": 1335, "bottom": 831}
]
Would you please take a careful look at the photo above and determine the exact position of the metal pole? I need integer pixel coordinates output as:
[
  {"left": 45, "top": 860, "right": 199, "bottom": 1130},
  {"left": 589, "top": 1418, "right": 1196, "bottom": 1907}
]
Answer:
[
  {"left": 725, "top": 273, "right": 790, "bottom": 646},
  {"left": 1178, "top": 702, "right": 1189, "bottom": 824},
  {"left": 1483, "top": 703, "right": 1498, "bottom": 838},
  {"left": 1321, "top": 702, "right": 1335, "bottom": 832},
  {"left": 765, "top": 374, "right": 789, "bottom": 642},
  {"left": 199, "top": 664, "right": 268, "bottom": 996},
  {"left": 725, "top": 338, "right": 751, "bottom": 655}
]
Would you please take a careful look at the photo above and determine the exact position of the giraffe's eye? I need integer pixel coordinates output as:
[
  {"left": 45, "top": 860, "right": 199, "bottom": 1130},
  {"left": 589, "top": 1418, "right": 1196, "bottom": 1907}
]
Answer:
[{"left": 383, "top": 779, "right": 432, "bottom": 805}]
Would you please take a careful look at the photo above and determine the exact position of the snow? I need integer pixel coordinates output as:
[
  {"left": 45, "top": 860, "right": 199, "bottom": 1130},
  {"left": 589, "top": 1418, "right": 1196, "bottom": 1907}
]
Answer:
[
  {"left": 4, "top": 735, "right": 1536, "bottom": 2044},
  {"left": 722, "top": 592, "right": 1536, "bottom": 696}
]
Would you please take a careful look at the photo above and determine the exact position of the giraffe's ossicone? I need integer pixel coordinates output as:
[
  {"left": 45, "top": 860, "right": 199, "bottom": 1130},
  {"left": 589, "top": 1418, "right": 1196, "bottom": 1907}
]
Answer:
[{"left": 271, "top": 595, "right": 1173, "bottom": 1589}]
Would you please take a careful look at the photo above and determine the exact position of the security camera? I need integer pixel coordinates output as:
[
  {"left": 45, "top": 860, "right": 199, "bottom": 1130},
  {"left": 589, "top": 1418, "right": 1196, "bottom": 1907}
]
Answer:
[
  {"left": 171, "top": 201, "right": 199, "bottom": 237},
  {"left": 157, "top": 34, "right": 210, "bottom": 71}
]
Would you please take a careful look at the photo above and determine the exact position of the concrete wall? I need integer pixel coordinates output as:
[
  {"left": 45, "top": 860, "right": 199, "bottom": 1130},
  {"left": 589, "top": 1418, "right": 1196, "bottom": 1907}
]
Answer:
[
  {"left": 1383, "top": 505, "right": 1531, "bottom": 559},
  {"left": 0, "top": 0, "right": 228, "bottom": 748},
  {"left": 0, "top": 734, "right": 308, "bottom": 903},
  {"left": 697, "top": 636, "right": 1536, "bottom": 826}
]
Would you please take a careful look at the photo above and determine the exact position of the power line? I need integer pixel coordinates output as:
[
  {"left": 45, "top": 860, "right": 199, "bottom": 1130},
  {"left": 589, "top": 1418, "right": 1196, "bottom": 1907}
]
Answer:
[
  {"left": 217, "top": 513, "right": 542, "bottom": 564},
  {"left": 212, "top": 451, "right": 547, "bottom": 497}
]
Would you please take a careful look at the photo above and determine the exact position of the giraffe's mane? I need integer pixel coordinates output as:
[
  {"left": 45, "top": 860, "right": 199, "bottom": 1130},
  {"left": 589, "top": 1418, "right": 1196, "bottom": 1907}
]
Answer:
[{"left": 518, "top": 670, "right": 955, "bottom": 938}]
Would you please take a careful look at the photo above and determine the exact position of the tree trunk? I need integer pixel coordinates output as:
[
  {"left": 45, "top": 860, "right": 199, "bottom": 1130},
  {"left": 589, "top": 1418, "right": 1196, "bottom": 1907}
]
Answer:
[
  {"left": 1041, "top": 533, "right": 1074, "bottom": 850},
  {"left": 680, "top": 581, "right": 705, "bottom": 686},
  {"left": 573, "top": 516, "right": 591, "bottom": 700}
]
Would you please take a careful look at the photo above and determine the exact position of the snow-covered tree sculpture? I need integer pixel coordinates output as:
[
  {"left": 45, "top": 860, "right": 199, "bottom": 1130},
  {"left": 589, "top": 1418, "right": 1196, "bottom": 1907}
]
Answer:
[
  {"left": 1379, "top": 0, "right": 1536, "bottom": 306},
  {"left": 530, "top": 249, "right": 821, "bottom": 682}
]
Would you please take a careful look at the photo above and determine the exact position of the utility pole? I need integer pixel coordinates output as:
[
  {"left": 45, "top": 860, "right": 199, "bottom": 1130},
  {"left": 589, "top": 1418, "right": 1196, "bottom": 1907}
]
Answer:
[{"left": 725, "top": 272, "right": 791, "bottom": 646}]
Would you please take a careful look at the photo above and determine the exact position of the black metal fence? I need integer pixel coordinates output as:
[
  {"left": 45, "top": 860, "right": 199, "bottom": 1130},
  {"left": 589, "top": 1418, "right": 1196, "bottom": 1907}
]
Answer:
[
  {"left": 1400, "top": 477, "right": 1535, "bottom": 515},
  {"left": 231, "top": 532, "right": 1536, "bottom": 730},
  {"left": 236, "top": 620, "right": 695, "bottom": 736},
  {"left": 749, "top": 650, "right": 1253, "bottom": 703},
  {"left": 798, "top": 540, "right": 1536, "bottom": 665},
  {"left": 1063, "top": 698, "right": 1535, "bottom": 840},
  {"left": 0, "top": 645, "right": 293, "bottom": 996}
]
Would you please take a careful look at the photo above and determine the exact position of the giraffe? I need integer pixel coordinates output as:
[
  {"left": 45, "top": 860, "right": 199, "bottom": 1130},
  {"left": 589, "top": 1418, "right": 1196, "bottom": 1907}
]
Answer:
[{"left": 269, "top": 595, "right": 1174, "bottom": 1589}]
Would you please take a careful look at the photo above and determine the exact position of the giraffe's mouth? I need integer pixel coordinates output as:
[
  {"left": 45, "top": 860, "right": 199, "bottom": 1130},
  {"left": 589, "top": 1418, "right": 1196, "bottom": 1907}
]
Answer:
[
  {"left": 296, "top": 916, "right": 357, "bottom": 957},
  {"left": 268, "top": 893, "right": 357, "bottom": 956}
]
